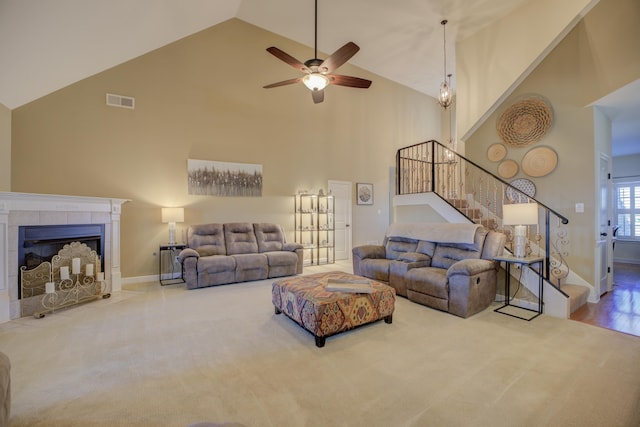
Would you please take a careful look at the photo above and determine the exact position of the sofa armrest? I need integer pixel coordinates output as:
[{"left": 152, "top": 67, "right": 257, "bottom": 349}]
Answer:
[
  {"left": 447, "top": 258, "right": 496, "bottom": 278},
  {"left": 352, "top": 245, "right": 386, "bottom": 260},
  {"left": 178, "top": 248, "right": 200, "bottom": 263},
  {"left": 283, "top": 242, "right": 303, "bottom": 252},
  {"left": 447, "top": 258, "right": 499, "bottom": 318}
]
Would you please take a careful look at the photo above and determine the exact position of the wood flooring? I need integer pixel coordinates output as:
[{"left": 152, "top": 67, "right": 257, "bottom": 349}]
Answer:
[{"left": 570, "top": 262, "right": 640, "bottom": 337}]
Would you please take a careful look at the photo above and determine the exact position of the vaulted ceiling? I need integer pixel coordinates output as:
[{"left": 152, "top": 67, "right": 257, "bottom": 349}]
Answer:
[
  {"left": 0, "top": 0, "right": 531, "bottom": 109},
  {"left": 0, "top": 0, "right": 637, "bottom": 155}
]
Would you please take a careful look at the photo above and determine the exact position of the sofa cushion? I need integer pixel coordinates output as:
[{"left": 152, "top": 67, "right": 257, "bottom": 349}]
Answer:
[
  {"left": 406, "top": 267, "right": 449, "bottom": 299},
  {"left": 265, "top": 252, "right": 299, "bottom": 278},
  {"left": 416, "top": 240, "right": 436, "bottom": 257},
  {"left": 254, "top": 223, "right": 285, "bottom": 252},
  {"left": 189, "top": 223, "right": 226, "bottom": 256},
  {"left": 232, "top": 253, "right": 268, "bottom": 282},
  {"left": 224, "top": 223, "right": 259, "bottom": 255},
  {"left": 265, "top": 251, "right": 299, "bottom": 267},
  {"left": 385, "top": 238, "right": 419, "bottom": 260},
  {"left": 198, "top": 255, "right": 236, "bottom": 274},
  {"left": 431, "top": 228, "right": 487, "bottom": 269}
]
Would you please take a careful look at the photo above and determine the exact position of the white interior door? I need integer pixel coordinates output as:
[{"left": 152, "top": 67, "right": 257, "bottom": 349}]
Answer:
[
  {"left": 328, "top": 180, "right": 352, "bottom": 260},
  {"left": 597, "top": 153, "right": 612, "bottom": 296}
]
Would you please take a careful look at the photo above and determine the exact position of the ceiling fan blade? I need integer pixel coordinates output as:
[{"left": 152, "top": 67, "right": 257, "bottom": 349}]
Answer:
[
  {"left": 329, "top": 75, "right": 372, "bottom": 89},
  {"left": 319, "top": 42, "right": 360, "bottom": 74},
  {"left": 312, "top": 90, "right": 324, "bottom": 104},
  {"left": 266, "top": 47, "right": 311, "bottom": 73},
  {"left": 263, "top": 77, "right": 302, "bottom": 89}
]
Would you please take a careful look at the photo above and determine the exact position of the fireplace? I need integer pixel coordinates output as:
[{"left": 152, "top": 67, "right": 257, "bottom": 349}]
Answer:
[
  {"left": 0, "top": 192, "right": 129, "bottom": 322},
  {"left": 18, "top": 224, "right": 105, "bottom": 299}
]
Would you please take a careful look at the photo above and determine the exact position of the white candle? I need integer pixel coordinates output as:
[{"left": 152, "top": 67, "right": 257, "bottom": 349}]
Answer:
[
  {"left": 45, "top": 282, "right": 55, "bottom": 294},
  {"left": 72, "top": 258, "right": 81, "bottom": 274},
  {"left": 85, "top": 264, "right": 94, "bottom": 276},
  {"left": 60, "top": 266, "right": 70, "bottom": 280},
  {"left": 96, "top": 272, "right": 105, "bottom": 282}
]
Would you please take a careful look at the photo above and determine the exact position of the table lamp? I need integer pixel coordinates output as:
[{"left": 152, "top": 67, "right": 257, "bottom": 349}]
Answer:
[
  {"left": 502, "top": 203, "right": 538, "bottom": 258},
  {"left": 161, "top": 207, "right": 184, "bottom": 245}
]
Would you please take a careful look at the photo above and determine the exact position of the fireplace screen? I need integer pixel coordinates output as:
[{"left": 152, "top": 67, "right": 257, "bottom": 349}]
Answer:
[{"left": 18, "top": 224, "right": 105, "bottom": 299}]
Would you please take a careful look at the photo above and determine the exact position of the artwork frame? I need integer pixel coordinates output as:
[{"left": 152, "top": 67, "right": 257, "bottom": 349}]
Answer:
[
  {"left": 187, "top": 159, "right": 262, "bottom": 197},
  {"left": 356, "top": 183, "right": 374, "bottom": 205}
]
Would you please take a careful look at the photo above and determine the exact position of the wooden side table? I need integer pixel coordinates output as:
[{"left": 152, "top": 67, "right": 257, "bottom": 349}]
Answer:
[
  {"left": 494, "top": 255, "right": 544, "bottom": 321},
  {"left": 159, "top": 244, "right": 186, "bottom": 285}
]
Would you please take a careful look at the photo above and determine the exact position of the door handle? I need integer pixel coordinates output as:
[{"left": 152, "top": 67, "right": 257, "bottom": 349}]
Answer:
[
  {"left": 600, "top": 232, "right": 608, "bottom": 237},
  {"left": 346, "top": 224, "right": 350, "bottom": 227}
]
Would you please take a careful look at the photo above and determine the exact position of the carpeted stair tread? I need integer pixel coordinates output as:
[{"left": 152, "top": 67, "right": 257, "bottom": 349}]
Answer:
[
  {"left": 562, "top": 284, "right": 590, "bottom": 314},
  {"left": 447, "top": 198, "right": 468, "bottom": 208}
]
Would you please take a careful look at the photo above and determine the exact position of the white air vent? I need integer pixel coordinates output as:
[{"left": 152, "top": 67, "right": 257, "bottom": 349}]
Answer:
[{"left": 106, "top": 93, "right": 135, "bottom": 109}]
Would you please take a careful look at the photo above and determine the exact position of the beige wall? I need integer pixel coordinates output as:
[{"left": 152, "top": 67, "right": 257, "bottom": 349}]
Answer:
[
  {"left": 11, "top": 19, "right": 440, "bottom": 278},
  {"left": 0, "top": 102, "right": 9, "bottom": 191},
  {"left": 465, "top": 0, "right": 640, "bottom": 286},
  {"left": 457, "top": 0, "right": 596, "bottom": 140}
]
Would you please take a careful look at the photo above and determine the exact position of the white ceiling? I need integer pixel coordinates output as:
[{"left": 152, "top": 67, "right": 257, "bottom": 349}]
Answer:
[{"left": 0, "top": 0, "right": 637, "bottom": 155}]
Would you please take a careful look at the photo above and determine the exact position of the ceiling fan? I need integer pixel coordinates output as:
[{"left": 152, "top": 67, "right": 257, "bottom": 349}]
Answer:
[{"left": 263, "top": 0, "right": 372, "bottom": 104}]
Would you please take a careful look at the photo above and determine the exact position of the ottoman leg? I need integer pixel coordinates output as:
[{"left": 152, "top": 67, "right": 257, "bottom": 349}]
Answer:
[
  {"left": 274, "top": 307, "right": 282, "bottom": 315},
  {"left": 315, "top": 336, "right": 326, "bottom": 348},
  {"left": 384, "top": 314, "right": 393, "bottom": 324}
]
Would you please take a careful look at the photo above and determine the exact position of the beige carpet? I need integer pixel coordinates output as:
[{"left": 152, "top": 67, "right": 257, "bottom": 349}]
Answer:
[{"left": 1, "top": 261, "right": 639, "bottom": 427}]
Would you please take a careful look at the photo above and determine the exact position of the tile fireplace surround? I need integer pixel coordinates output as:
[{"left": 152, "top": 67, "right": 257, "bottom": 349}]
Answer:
[{"left": 0, "top": 192, "right": 129, "bottom": 323}]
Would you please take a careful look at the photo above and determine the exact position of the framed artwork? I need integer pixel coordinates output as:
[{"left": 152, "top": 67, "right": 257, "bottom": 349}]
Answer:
[
  {"left": 356, "top": 183, "right": 374, "bottom": 205},
  {"left": 187, "top": 159, "right": 262, "bottom": 197}
]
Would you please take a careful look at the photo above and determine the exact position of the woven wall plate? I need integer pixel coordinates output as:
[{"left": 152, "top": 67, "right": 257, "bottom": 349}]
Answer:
[
  {"left": 497, "top": 97, "right": 553, "bottom": 147},
  {"left": 506, "top": 178, "right": 536, "bottom": 203},
  {"left": 497, "top": 159, "right": 519, "bottom": 179},
  {"left": 522, "top": 146, "right": 558, "bottom": 177},
  {"left": 487, "top": 143, "right": 507, "bottom": 162}
]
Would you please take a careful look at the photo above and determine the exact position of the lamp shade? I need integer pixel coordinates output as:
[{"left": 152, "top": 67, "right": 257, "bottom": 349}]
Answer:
[
  {"left": 161, "top": 207, "right": 184, "bottom": 223},
  {"left": 502, "top": 203, "right": 538, "bottom": 225}
]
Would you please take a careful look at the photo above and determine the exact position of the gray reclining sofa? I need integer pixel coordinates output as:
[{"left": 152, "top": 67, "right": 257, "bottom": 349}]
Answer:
[
  {"left": 353, "top": 223, "right": 506, "bottom": 318},
  {"left": 178, "top": 222, "right": 303, "bottom": 289}
]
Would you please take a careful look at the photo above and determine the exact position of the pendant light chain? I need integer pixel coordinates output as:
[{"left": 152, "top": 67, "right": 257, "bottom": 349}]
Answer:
[{"left": 442, "top": 19, "right": 447, "bottom": 81}]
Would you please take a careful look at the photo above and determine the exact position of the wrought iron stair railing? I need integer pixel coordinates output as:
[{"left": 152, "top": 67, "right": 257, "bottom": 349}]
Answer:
[{"left": 396, "top": 140, "right": 570, "bottom": 288}]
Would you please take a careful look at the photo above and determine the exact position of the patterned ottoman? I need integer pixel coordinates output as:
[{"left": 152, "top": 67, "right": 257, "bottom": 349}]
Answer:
[{"left": 272, "top": 271, "right": 396, "bottom": 347}]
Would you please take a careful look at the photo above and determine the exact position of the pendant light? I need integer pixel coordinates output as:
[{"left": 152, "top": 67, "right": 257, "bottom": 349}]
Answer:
[{"left": 438, "top": 20, "right": 453, "bottom": 109}]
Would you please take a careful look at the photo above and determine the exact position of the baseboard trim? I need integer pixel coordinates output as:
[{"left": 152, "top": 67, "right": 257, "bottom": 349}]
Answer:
[
  {"left": 121, "top": 275, "right": 159, "bottom": 285},
  {"left": 613, "top": 257, "right": 640, "bottom": 265}
]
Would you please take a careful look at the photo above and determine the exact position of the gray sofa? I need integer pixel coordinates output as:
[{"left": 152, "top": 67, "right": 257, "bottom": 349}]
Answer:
[
  {"left": 352, "top": 223, "right": 506, "bottom": 318},
  {"left": 178, "top": 223, "right": 303, "bottom": 289}
]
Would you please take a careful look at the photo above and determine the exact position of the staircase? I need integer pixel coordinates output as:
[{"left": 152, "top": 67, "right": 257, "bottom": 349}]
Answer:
[{"left": 396, "top": 140, "right": 591, "bottom": 317}]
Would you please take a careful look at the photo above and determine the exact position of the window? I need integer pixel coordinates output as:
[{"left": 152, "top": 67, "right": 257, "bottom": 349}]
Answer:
[{"left": 614, "top": 180, "right": 640, "bottom": 240}]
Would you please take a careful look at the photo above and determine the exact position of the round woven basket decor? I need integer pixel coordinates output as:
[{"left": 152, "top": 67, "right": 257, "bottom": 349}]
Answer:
[
  {"left": 522, "top": 146, "right": 558, "bottom": 177},
  {"left": 487, "top": 143, "right": 507, "bottom": 162},
  {"left": 497, "top": 159, "right": 519, "bottom": 179},
  {"left": 497, "top": 97, "right": 553, "bottom": 147}
]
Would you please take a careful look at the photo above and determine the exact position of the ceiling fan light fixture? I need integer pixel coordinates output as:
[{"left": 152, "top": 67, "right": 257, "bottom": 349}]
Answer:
[{"left": 303, "top": 73, "right": 329, "bottom": 91}]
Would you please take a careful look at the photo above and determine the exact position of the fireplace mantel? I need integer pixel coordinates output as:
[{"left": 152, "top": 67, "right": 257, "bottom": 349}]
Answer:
[{"left": 0, "top": 192, "right": 130, "bottom": 323}]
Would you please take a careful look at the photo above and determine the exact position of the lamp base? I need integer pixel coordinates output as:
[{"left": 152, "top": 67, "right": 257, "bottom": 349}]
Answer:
[
  {"left": 168, "top": 222, "right": 176, "bottom": 246},
  {"left": 513, "top": 235, "right": 527, "bottom": 258}
]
